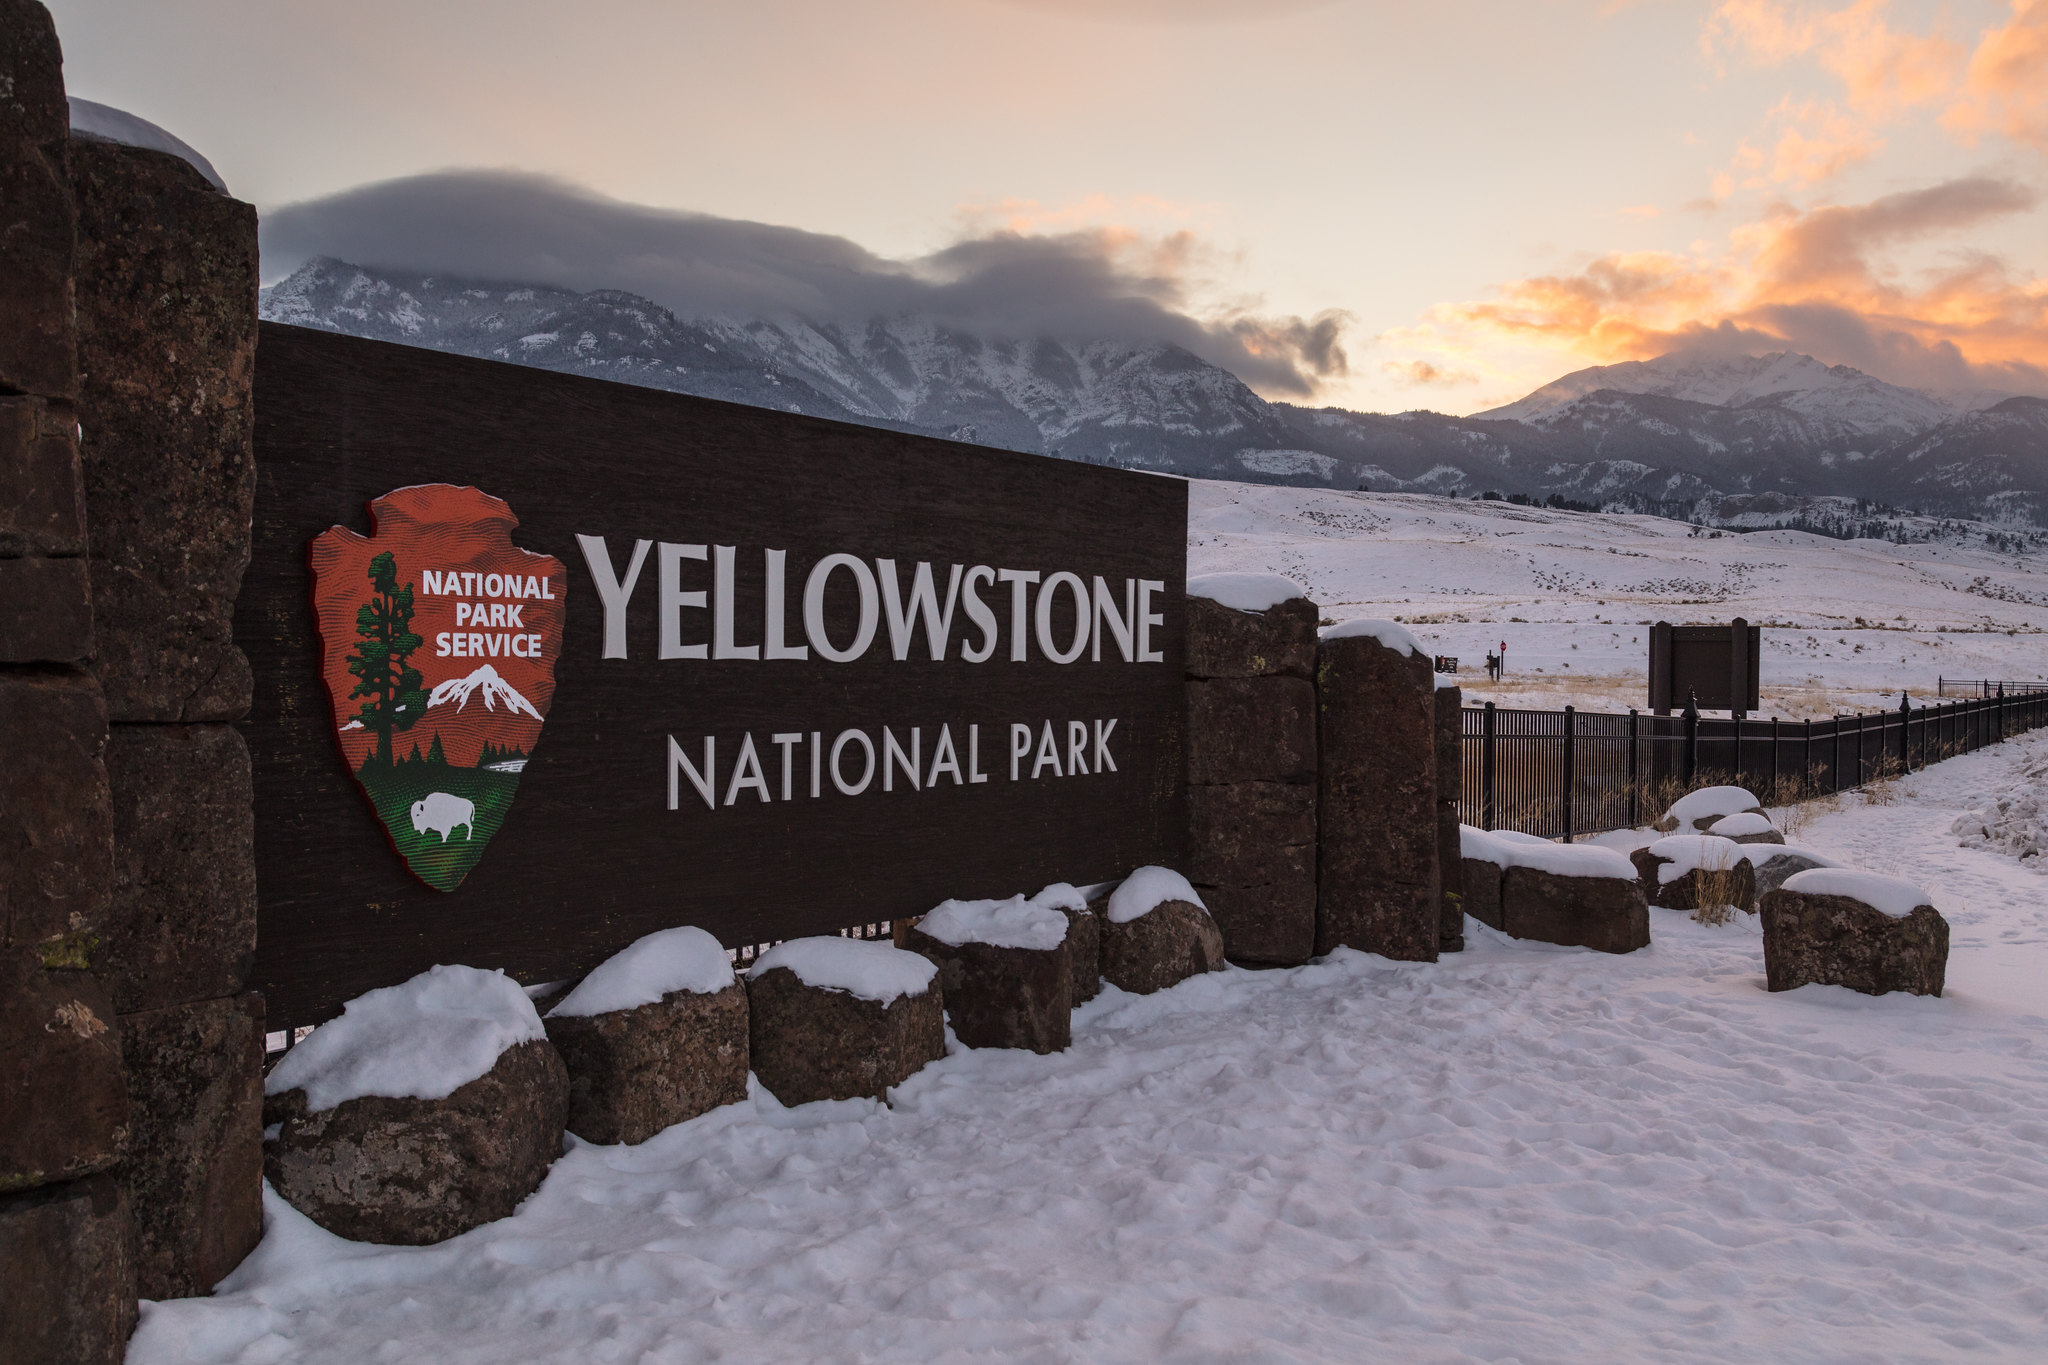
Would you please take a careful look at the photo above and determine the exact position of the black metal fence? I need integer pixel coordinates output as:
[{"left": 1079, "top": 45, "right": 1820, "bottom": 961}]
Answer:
[
  {"left": 1937, "top": 677, "right": 2048, "bottom": 698},
  {"left": 1460, "top": 688, "right": 2048, "bottom": 841}
]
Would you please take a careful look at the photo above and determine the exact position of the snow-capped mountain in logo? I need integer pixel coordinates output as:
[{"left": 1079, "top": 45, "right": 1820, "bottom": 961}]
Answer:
[{"left": 426, "top": 664, "right": 542, "bottom": 721}]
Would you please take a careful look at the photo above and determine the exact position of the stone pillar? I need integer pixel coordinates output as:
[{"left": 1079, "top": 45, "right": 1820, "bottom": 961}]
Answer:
[
  {"left": 70, "top": 117, "right": 262, "bottom": 1298},
  {"left": 0, "top": 4, "right": 138, "bottom": 1357},
  {"left": 1435, "top": 681, "right": 1464, "bottom": 953},
  {"left": 1315, "top": 622, "right": 1439, "bottom": 961},
  {"left": 1184, "top": 588, "right": 1318, "bottom": 967}
]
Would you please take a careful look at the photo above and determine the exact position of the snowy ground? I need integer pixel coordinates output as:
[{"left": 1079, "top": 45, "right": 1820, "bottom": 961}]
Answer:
[
  {"left": 1188, "top": 482, "right": 2048, "bottom": 717},
  {"left": 133, "top": 731, "right": 2048, "bottom": 1364}
]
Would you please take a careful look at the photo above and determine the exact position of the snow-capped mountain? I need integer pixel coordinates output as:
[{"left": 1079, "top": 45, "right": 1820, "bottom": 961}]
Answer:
[
  {"left": 260, "top": 258, "right": 2048, "bottom": 526},
  {"left": 426, "top": 664, "right": 541, "bottom": 721}
]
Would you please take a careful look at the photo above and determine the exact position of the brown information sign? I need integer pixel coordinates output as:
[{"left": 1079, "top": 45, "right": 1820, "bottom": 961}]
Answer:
[{"left": 243, "top": 324, "right": 1188, "bottom": 1027}]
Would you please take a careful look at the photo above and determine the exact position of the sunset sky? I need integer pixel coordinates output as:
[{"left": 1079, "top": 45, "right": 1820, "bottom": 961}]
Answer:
[{"left": 45, "top": 0, "right": 2048, "bottom": 414}]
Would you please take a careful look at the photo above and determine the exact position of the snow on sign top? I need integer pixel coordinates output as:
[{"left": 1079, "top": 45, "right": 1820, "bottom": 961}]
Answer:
[
  {"left": 1106, "top": 866, "right": 1205, "bottom": 923},
  {"left": 1185, "top": 572, "right": 1308, "bottom": 614},
  {"left": 1320, "top": 618, "right": 1422, "bottom": 657},
  {"left": 548, "top": 926, "right": 735, "bottom": 1018},
  {"left": 1664, "top": 785, "right": 1762, "bottom": 827},
  {"left": 749, "top": 936, "right": 937, "bottom": 1004},
  {"left": 1646, "top": 834, "right": 1745, "bottom": 883},
  {"left": 264, "top": 964, "right": 545, "bottom": 1113},
  {"left": 919, "top": 896, "right": 1069, "bottom": 951},
  {"left": 1780, "top": 868, "right": 1935, "bottom": 918}
]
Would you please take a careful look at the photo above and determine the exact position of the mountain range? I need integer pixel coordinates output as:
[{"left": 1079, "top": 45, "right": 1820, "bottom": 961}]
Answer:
[{"left": 260, "top": 257, "right": 2048, "bottom": 527}]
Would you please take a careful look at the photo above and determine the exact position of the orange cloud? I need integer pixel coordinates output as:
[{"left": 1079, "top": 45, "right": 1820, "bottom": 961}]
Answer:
[
  {"left": 1424, "top": 176, "right": 2048, "bottom": 395},
  {"left": 1382, "top": 359, "right": 1477, "bottom": 386},
  {"left": 1705, "top": 1, "right": 1963, "bottom": 115},
  {"left": 1944, "top": 0, "right": 2048, "bottom": 151}
]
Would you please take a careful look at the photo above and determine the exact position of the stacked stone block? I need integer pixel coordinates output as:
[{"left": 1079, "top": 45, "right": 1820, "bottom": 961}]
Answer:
[
  {"left": 1315, "top": 624, "right": 1440, "bottom": 961},
  {"left": 1184, "top": 592, "right": 1319, "bottom": 966},
  {"left": 0, "top": 4, "right": 136, "bottom": 1356},
  {"left": 1434, "top": 682, "right": 1464, "bottom": 953},
  {"left": 68, "top": 120, "right": 263, "bottom": 1300}
]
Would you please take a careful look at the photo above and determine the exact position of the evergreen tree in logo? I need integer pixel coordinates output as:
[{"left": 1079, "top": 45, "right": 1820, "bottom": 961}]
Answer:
[{"left": 347, "top": 550, "right": 427, "bottom": 769}]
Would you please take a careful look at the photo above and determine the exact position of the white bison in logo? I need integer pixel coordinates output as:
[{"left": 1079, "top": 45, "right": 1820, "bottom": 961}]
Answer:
[{"left": 410, "top": 792, "right": 475, "bottom": 843}]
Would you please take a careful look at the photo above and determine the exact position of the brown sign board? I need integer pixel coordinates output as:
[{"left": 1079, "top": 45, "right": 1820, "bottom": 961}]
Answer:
[
  {"left": 1648, "top": 619, "right": 1761, "bottom": 716},
  {"left": 242, "top": 324, "right": 1188, "bottom": 1027}
]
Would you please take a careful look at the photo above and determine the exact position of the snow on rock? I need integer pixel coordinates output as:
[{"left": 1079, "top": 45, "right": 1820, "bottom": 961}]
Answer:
[
  {"left": 1185, "top": 571, "right": 1308, "bottom": 613},
  {"left": 918, "top": 896, "right": 1069, "bottom": 951},
  {"left": 1645, "top": 835, "right": 1746, "bottom": 883},
  {"left": 1663, "top": 785, "right": 1763, "bottom": 830},
  {"left": 1105, "top": 867, "right": 1205, "bottom": 924},
  {"left": 1319, "top": 617, "right": 1421, "bottom": 657},
  {"left": 1496, "top": 840, "right": 1640, "bottom": 881},
  {"left": 67, "top": 97, "right": 228, "bottom": 192},
  {"left": 1951, "top": 754, "right": 2048, "bottom": 862},
  {"left": 1434, "top": 673, "right": 1458, "bottom": 690},
  {"left": 1779, "top": 868, "right": 1934, "bottom": 917},
  {"left": 748, "top": 937, "right": 936, "bottom": 1005},
  {"left": 1491, "top": 830, "right": 1558, "bottom": 846},
  {"left": 264, "top": 965, "right": 545, "bottom": 1113},
  {"left": 1707, "top": 811, "right": 1776, "bottom": 838},
  {"left": 1027, "top": 882, "right": 1089, "bottom": 913},
  {"left": 1460, "top": 825, "right": 1513, "bottom": 866},
  {"left": 548, "top": 927, "right": 735, "bottom": 1019}
]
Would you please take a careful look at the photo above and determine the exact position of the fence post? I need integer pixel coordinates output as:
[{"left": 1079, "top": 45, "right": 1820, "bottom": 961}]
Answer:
[
  {"left": 1858, "top": 711, "right": 1868, "bottom": 785},
  {"left": 1482, "top": 700, "right": 1496, "bottom": 832},
  {"left": 1899, "top": 691, "right": 1910, "bottom": 771},
  {"left": 1628, "top": 708, "right": 1640, "bottom": 828},
  {"left": 1997, "top": 683, "right": 2005, "bottom": 744},
  {"left": 1732, "top": 713, "right": 1743, "bottom": 786},
  {"left": 1562, "top": 704, "right": 1576, "bottom": 844},
  {"left": 1805, "top": 716, "right": 1813, "bottom": 792},
  {"left": 1771, "top": 715, "right": 1781, "bottom": 798},
  {"left": 1683, "top": 690, "right": 1699, "bottom": 785}
]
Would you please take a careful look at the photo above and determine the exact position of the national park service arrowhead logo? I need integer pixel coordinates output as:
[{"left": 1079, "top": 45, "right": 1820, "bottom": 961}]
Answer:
[{"left": 310, "top": 485, "right": 566, "bottom": 891}]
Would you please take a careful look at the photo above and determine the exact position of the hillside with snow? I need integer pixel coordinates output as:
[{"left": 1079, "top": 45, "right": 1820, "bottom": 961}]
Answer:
[{"left": 1188, "top": 481, "right": 2048, "bottom": 715}]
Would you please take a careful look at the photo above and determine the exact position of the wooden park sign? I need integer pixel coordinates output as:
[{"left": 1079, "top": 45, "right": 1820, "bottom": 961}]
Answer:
[{"left": 243, "top": 324, "right": 1188, "bottom": 1028}]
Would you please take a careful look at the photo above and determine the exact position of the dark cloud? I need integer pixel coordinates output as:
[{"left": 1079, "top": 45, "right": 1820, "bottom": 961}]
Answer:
[{"left": 259, "top": 170, "right": 1349, "bottom": 395}]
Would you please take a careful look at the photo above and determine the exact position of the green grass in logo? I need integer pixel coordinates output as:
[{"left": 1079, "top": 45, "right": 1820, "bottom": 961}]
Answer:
[{"left": 355, "top": 760, "right": 523, "bottom": 892}]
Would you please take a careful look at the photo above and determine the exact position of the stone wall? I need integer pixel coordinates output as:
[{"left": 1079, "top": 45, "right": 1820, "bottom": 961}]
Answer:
[
  {"left": 1184, "top": 594, "right": 1319, "bottom": 966},
  {"left": 1, "top": 3, "right": 263, "bottom": 1351},
  {"left": 0, "top": 3, "right": 136, "bottom": 1356}
]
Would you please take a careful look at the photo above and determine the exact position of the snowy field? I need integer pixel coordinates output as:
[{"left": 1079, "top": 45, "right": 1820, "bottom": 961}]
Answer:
[
  {"left": 1188, "top": 482, "right": 2048, "bottom": 717},
  {"left": 134, "top": 731, "right": 2048, "bottom": 1364}
]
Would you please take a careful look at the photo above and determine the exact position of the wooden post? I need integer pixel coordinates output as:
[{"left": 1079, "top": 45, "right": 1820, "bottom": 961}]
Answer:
[
  {"left": 1562, "top": 705, "right": 1576, "bottom": 844},
  {"left": 1649, "top": 621, "right": 1672, "bottom": 715},
  {"left": 1628, "top": 708, "right": 1640, "bottom": 828},
  {"left": 1729, "top": 616, "right": 1749, "bottom": 720},
  {"left": 1482, "top": 700, "right": 1496, "bottom": 832}
]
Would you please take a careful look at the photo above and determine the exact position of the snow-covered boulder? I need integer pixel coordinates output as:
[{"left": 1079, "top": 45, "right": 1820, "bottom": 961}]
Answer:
[
  {"left": 262, "top": 965, "right": 568, "bottom": 1245},
  {"left": 1705, "top": 811, "right": 1785, "bottom": 845},
  {"left": 543, "top": 927, "right": 747, "bottom": 1146},
  {"left": 1100, "top": 868, "right": 1227, "bottom": 995},
  {"left": 1760, "top": 871, "right": 1948, "bottom": 997},
  {"left": 1747, "top": 844, "right": 1843, "bottom": 899},
  {"left": 745, "top": 938, "right": 944, "bottom": 1106},
  {"left": 1629, "top": 834, "right": 1758, "bottom": 912},
  {"left": 1496, "top": 841, "right": 1650, "bottom": 954},
  {"left": 1185, "top": 573, "right": 1316, "bottom": 680},
  {"left": 1031, "top": 882, "right": 1102, "bottom": 1005},
  {"left": 904, "top": 895, "right": 1072, "bottom": 1054},
  {"left": 1656, "top": 785, "right": 1766, "bottom": 834}
]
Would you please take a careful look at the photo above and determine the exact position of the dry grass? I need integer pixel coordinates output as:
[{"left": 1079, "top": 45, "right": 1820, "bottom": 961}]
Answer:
[{"left": 1861, "top": 755, "right": 1904, "bottom": 806}]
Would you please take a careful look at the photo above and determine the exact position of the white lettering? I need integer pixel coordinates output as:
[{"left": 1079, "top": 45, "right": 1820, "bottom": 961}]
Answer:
[
  {"left": 878, "top": 560, "right": 963, "bottom": 662},
  {"left": 576, "top": 534, "right": 652, "bottom": 660},
  {"left": 928, "top": 724, "right": 962, "bottom": 786},
  {"left": 998, "top": 569, "right": 1040, "bottom": 662},
  {"left": 422, "top": 570, "right": 442, "bottom": 595},
  {"left": 1032, "top": 721, "right": 1062, "bottom": 779},
  {"left": 668, "top": 735, "right": 715, "bottom": 811},
  {"left": 969, "top": 724, "right": 989, "bottom": 783},
  {"left": 1137, "top": 580, "right": 1166, "bottom": 663},
  {"left": 1092, "top": 576, "right": 1135, "bottom": 662},
  {"left": 772, "top": 732, "right": 803, "bottom": 800},
  {"left": 724, "top": 733, "right": 771, "bottom": 805},
  {"left": 659, "top": 542, "right": 709, "bottom": 661},
  {"left": 435, "top": 630, "right": 451, "bottom": 657},
  {"left": 883, "top": 726, "right": 921, "bottom": 792},
  {"left": 1095, "top": 718, "right": 1118, "bottom": 772},
  {"left": 455, "top": 601, "right": 471, "bottom": 627},
  {"left": 959, "top": 565, "right": 998, "bottom": 663},
  {"left": 712, "top": 545, "right": 759, "bottom": 660},
  {"left": 1035, "top": 571, "right": 1089, "bottom": 665},
  {"left": 1009, "top": 722, "right": 1032, "bottom": 781},
  {"left": 830, "top": 728, "right": 875, "bottom": 795},
  {"left": 763, "top": 549, "right": 808, "bottom": 660},
  {"left": 507, "top": 604, "right": 524, "bottom": 628},
  {"left": 804, "top": 553, "right": 880, "bottom": 663},
  {"left": 1067, "top": 720, "right": 1088, "bottom": 775},
  {"left": 484, "top": 573, "right": 503, "bottom": 597},
  {"left": 810, "top": 730, "right": 822, "bottom": 798}
]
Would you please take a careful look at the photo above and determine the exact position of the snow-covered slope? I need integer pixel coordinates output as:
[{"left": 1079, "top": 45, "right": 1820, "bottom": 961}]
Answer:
[{"left": 1187, "top": 480, "right": 2048, "bottom": 714}]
